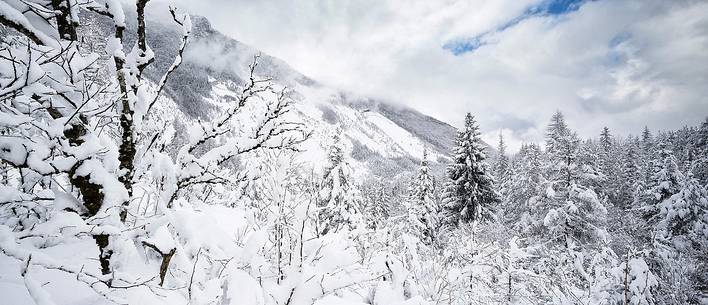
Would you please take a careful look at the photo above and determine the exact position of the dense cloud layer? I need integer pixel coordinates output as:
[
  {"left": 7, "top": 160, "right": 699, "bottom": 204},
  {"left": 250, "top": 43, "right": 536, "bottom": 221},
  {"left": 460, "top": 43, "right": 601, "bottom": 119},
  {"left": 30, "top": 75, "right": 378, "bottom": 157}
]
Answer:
[{"left": 158, "top": 0, "right": 708, "bottom": 151}]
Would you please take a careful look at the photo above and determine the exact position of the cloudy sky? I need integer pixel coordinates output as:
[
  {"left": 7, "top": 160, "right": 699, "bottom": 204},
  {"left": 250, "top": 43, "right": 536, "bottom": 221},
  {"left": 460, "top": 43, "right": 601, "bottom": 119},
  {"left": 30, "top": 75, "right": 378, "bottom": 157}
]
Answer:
[{"left": 162, "top": 0, "right": 708, "bottom": 151}]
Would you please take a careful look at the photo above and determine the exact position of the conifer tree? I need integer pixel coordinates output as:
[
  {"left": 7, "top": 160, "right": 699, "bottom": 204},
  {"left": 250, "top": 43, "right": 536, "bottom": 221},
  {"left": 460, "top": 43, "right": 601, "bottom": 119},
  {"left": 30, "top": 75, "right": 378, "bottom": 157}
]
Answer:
[
  {"left": 641, "top": 126, "right": 653, "bottom": 153},
  {"left": 693, "top": 117, "right": 708, "bottom": 185},
  {"left": 657, "top": 172, "right": 708, "bottom": 246},
  {"left": 651, "top": 171, "right": 708, "bottom": 303},
  {"left": 640, "top": 127, "right": 656, "bottom": 197},
  {"left": 600, "top": 127, "right": 613, "bottom": 152},
  {"left": 442, "top": 113, "right": 500, "bottom": 226},
  {"left": 649, "top": 141, "right": 683, "bottom": 204},
  {"left": 494, "top": 133, "right": 511, "bottom": 196},
  {"left": 407, "top": 147, "right": 439, "bottom": 244},
  {"left": 545, "top": 110, "right": 569, "bottom": 157},
  {"left": 599, "top": 127, "right": 615, "bottom": 177},
  {"left": 362, "top": 179, "right": 392, "bottom": 230},
  {"left": 577, "top": 138, "right": 604, "bottom": 190},
  {"left": 543, "top": 126, "right": 606, "bottom": 247},
  {"left": 634, "top": 140, "right": 684, "bottom": 227},
  {"left": 551, "top": 131, "right": 581, "bottom": 191},
  {"left": 617, "top": 139, "right": 644, "bottom": 208},
  {"left": 598, "top": 127, "right": 620, "bottom": 201},
  {"left": 535, "top": 113, "right": 610, "bottom": 294},
  {"left": 504, "top": 143, "right": 544, "bottom": 227},
  {"left": 318, "top": 133, "right": 363, "bottom": 235},
  {"left": 544, "top": 111, "right": 597, "bottom": 191}
]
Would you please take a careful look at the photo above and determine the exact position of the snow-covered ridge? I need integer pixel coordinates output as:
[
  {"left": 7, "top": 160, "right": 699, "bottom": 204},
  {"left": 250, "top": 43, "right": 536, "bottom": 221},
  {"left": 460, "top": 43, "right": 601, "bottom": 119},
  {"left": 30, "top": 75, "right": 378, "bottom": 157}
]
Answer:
[{"left": 82, "top": 10, "right": 492, "bottom": 178}]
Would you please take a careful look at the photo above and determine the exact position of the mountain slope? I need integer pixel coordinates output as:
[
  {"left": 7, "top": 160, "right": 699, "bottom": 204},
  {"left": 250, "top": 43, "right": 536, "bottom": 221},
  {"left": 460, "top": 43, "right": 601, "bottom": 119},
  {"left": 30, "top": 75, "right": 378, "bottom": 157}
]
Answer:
[{"left": 83, "top": 11, "right": 492, "bottom": 179}]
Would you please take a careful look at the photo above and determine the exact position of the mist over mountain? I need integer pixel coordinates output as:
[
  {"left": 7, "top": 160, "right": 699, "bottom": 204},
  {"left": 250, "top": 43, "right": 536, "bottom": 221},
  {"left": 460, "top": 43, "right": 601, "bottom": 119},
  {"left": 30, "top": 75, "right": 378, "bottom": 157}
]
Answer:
[{"left": 83, "top": 10, "right": 492, "bottom": 179}]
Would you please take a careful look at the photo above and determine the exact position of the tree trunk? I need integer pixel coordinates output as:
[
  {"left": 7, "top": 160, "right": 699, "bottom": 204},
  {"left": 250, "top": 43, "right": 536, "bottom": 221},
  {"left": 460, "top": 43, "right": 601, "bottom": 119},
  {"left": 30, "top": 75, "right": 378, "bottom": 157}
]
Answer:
[
  {"left": 51, "top": 0, "right": 77, "bottom": 40},
  {"left": 49, "top": 106, "right": 115, "bottom": 276},
  {"left": 624, "top": 254, "right": 630, "bottom": 305},
  {"left": 111, "top": 21, "right": 133, "bottom": 223}
]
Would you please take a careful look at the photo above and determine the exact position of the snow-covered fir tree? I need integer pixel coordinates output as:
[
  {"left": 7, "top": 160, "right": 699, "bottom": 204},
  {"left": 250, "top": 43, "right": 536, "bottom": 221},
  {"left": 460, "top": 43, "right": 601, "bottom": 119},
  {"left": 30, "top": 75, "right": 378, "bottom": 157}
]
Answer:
[
  {"left": 545, "top": 110, "right": 570, "bottom": 157},
  {"left": 406, "top": 147, "right": 439, "bottom": 245},
  {"left": 317, "top": 132, "right": 363, "bottom": 235},
  {"left": 504, "top": 143, "right": 544, "bottom": 228},
  {"left": 640, "top": 126, "right": 656, "bottom": 192},
  {"left": 542, "top": 114, "right": 607, "bottom": 245},
  {"left": 598, "top": 127, "right": 620, "bottom": 202},
  {"left": 656, "top": 172, "right": 708, "bottom": 249},
  {"left": 517, "top": 112, "right": 617, "bottom": 301},
  {"left": 649, "top": 141, "right": 683, "bottom": 205},
  {"left": 494, "top": 133, "right": 511, "bottom": 197},
  {"left": 599, "top": 127, "right": 613, "bottom": 153},
  {"left": 650, "top": 170, "right": 708, "bottom": 303},
  {"left": 617, "top": 138, "right": 644, "bottom": 208},
  {"left": 693, "top": 117, "right": 708, "bottom": 185},
  {"left": 442, "top": 113, "right": 500, "bottom": 226},
  {"left": 642, "top": 126, "right": 653, "bottom": 153},
  {"left": 362, "top": 177, "right": 393, "bottom": 230}
]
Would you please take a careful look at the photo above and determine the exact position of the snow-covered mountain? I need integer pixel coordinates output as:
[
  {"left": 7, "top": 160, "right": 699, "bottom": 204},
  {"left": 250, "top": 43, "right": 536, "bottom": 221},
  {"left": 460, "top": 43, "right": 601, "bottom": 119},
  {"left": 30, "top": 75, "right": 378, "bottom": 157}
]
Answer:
[{"left": 83, "top": 12, "right": 492, "bottom": 179}]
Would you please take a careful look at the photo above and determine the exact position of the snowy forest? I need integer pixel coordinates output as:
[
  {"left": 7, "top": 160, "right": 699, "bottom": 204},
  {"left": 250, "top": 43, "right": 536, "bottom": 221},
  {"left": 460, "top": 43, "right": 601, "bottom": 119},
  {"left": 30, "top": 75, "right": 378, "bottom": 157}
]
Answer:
[{"left": 0, "top": 1, "right": 707, "bottom": 304}]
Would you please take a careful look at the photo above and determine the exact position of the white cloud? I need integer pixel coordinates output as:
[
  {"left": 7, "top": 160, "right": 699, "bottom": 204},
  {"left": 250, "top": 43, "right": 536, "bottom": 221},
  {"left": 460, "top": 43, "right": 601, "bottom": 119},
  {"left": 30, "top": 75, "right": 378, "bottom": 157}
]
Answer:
[{"left": 158, "top": 0, "right": 708, "bottom": 152}]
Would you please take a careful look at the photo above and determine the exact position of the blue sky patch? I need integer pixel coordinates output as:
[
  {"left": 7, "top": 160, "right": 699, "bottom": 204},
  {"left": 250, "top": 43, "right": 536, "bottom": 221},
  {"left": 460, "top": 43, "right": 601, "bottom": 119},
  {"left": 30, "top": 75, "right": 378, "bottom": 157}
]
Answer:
[
  {"left": 541, "top": 0, "right": 586, "bottom": 15},
  {"left": 444, "top": 0, "right": 591, "bottom": 55},
  {"left": 443, "top": 37, "right": 484, "bottom": 55}
]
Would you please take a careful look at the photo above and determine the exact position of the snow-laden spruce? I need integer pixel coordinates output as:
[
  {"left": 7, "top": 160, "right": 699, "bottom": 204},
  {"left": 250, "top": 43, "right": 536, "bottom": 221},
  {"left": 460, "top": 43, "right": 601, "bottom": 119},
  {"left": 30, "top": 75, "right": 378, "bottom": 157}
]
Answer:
[{"left": 442, "top": 113, "right": 500, "bottom": 226}]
